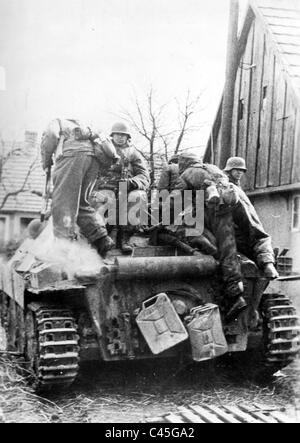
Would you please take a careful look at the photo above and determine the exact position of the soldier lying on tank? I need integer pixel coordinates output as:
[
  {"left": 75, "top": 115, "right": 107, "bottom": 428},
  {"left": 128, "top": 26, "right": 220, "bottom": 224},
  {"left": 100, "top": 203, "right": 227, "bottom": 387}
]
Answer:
[
  {"left": 93, "top": 122, "right": 150, "bottom": 254},
  {"left": 168, "top": 151, "right": 278, "bottom": 322},
  {"left": 40, "top": 118, "right": 120, "bottom": 258}
]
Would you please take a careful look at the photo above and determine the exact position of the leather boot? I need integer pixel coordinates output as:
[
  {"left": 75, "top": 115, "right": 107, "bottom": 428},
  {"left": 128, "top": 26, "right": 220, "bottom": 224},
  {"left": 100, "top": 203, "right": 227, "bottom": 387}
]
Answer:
[
  {"left": 94, "top": 235, "right": 115, "bottom": 258},
  {"left": 120, "top": 228, "right": 133, "bottom": 254},
  {"left": 224, "top": 280, "right": 247, "bottom": 323},
  {"left": 225, "top": 295, "right": 248, "bottom": 323},
  {"left": 189, "top": 235, "right": 218, "bottom": 257}
]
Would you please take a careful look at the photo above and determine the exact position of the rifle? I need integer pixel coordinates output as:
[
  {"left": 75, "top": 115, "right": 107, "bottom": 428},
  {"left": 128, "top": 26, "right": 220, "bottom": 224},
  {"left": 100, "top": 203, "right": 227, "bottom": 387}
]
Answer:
[
  {"left": 120, "top": 157, "right": 129, "bottom": 182},
  {"left": 40, "top": 166, "right": 52, "bottom": 222}
]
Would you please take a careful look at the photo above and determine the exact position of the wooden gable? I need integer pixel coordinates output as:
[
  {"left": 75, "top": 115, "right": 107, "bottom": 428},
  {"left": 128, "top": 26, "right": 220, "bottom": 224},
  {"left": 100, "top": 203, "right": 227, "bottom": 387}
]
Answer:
[{"left": 205, "top": 0, "right": 300, "bottom": 194}]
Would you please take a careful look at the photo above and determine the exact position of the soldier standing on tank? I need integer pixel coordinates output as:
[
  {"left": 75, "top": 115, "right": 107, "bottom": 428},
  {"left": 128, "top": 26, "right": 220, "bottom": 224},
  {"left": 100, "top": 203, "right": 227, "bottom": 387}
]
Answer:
[
  {"left": 94, "top": 122, "right": 150, "bottom": 254},
  {"left": 40, "top": 118, "right": 120, "bottom": 258},
  {"left": 224, "top": 157, "right": 247, "bottom": 187}
]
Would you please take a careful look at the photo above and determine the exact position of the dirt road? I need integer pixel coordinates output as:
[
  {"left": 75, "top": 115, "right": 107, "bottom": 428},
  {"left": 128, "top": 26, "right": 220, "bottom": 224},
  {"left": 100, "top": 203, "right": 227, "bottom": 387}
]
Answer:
[{"left": 0, "top": 355, "right": 299, "bottom": 423}]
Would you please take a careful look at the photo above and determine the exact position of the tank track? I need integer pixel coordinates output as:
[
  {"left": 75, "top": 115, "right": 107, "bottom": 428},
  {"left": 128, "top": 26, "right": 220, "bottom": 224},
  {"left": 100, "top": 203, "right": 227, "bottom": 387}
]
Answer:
[
  {"left": 261, "top": 294, "right": 300, "bottom": 369},
  {"left": 25, "top": 304, "right": 80, "bottom": 391}
]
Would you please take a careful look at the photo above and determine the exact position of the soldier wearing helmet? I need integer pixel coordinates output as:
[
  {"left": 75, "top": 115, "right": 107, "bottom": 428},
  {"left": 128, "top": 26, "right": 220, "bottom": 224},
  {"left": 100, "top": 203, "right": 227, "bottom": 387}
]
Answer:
[
  {"left": 224, "top": 157, "right": 247, "bottom": 188},
  {"left": 94, "top": 122, "right": 150, "bottom": 254}
]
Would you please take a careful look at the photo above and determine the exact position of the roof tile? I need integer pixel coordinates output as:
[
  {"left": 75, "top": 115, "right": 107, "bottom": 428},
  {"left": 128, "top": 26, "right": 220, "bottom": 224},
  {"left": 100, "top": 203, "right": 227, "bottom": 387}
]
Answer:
[
  {"left": 256, "top": 0, "right": 300, "bottom": 94},
  {"left": 0, "top": 141, "right": 44, "bottom": 213}
]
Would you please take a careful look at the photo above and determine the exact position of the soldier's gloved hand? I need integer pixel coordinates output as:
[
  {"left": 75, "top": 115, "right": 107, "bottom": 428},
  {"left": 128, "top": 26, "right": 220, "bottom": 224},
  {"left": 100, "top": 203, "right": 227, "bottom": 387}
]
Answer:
[
  {"left": 111, "top": 160, "right": 123, "bottom": 173},
  {"left": 112, "top": 154, "right": 121, "bottom": 164},
  {"left": 222, "top": 184, "right": 239, "bottom": 205},
  {"left": 127, "top": 179, "right": 138, "bottom": 192},
  {"left": 91, "top": 131, "right": 108, "bottom": 143}
]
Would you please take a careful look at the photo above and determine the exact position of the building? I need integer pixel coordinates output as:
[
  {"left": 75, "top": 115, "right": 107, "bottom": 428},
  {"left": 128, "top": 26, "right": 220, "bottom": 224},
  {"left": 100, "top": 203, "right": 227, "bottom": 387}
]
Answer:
[
  {"left": 205, "top": 0, "right": 300, "bottom": 279},
  {"left": 0, "top": 131, "right": 44, "bottom": 247}
]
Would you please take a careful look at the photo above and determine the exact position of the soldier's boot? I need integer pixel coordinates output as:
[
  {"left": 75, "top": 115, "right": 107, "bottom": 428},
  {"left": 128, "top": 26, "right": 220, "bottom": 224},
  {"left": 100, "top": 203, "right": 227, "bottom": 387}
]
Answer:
[
  {"left": 189, "top": 235, "right": 218, "bottom": 257},
  {"left": 120, "top": 228, "right": 133, "bottom": 254},
  {"left": 226, "top": 296, "right": 248, "bottom": 323},
  {"left": 225, "top": 281, "right": 248, "bottom": 323},
  {"left": 93, "top": 235, "right": 115, "bottom": 259},
  {"left": 263, "top": 263, "right": 279, "bottom": 279}
]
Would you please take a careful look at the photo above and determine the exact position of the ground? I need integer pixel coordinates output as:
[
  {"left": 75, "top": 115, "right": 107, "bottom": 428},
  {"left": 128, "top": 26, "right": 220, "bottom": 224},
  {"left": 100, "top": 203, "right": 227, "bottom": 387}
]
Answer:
[{"left": 0, "top": 355, "right": 299, "bottom": 423}]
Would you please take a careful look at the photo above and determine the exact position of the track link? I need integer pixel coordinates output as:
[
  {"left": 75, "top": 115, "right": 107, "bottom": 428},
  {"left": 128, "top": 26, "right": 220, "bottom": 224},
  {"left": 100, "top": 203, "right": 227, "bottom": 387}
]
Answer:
[
  {"left": 26, "top": 305, "right": 79, "bottom": 391},
  {"left": 261, "top": 294, "right": 300, "bottom": 368}
]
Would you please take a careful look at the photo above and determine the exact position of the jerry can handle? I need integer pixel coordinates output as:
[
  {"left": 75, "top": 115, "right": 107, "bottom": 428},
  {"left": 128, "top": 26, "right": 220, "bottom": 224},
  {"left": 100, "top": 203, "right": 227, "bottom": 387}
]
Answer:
[
  {"left": 142, "top": 293, "right": 167, "bottom": 309},
  {"left": 190, "top": 303, "right": 216, "bottom": 315}
]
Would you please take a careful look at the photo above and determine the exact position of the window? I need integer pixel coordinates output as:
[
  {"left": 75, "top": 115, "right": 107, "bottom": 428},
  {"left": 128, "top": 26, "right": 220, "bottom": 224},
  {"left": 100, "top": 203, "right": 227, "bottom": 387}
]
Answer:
[
  {"left": 292, "top": 196, "right": 300, "bottom": 231},
  {"left": 0, "top": 217, "right": 7, "bottom": 244},
  {"left": 20, "top": 217, "right": 34, "bottom": 235}
]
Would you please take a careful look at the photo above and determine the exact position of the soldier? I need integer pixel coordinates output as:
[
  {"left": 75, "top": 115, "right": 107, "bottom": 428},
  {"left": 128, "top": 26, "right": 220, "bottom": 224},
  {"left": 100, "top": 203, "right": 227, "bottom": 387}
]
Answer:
[
  {"left": 94, "top": 122, "right": 150, "bottom": 254},
  {"left": 41, "top": 118, "right": 120, "bottom": 258},
  {"left": 223, "top": 156, "right": 278, "bottom": 278},
  {"left": 157, "top": 154, "right": 180, "bottom": 194},
  {"left": 172, "top": 152, "right": 278, "bottom": 321},
  {"left": 224, "top": 157, "right": 247, "bottom": 187}
]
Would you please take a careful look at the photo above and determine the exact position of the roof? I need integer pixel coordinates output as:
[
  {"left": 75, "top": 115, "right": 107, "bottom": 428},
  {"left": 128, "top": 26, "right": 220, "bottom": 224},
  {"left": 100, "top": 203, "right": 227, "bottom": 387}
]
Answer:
[
  {"left": 204, "top": 0, "right": 300, "bottom": 162},
  {"left": 0, "top": 139, "right": 44, "bottom": 213},
  {"left": 252, "top": 0, "right": 300, "bottom": 96}
]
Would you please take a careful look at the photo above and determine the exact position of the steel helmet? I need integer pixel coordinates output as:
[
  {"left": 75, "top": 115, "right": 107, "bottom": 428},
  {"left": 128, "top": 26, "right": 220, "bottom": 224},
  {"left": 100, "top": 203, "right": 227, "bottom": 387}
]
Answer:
[
  {"left": 28, "top": 219, "right": 45, "bottom": 239},
  {"left": 178, "top": 151, "right": 201, "bottom": 174},
  {"left": 178, "top": 151, "right": 201, "bottom": 163},
  {"left": 224, "top": 157, "right": 247, "bottom": 172},
  {"left": 110, "top": 122, "right": 131, "bottom": 138}
]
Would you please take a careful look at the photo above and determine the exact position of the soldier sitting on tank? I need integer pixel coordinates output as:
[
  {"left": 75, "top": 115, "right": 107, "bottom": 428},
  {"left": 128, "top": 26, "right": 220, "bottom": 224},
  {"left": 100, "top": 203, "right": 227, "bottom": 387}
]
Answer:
[
  {"left": 93, "top": 122, "right": 150, "bottom": 254},
  {"left": 224, "top": 156, "right": 247, "bottom": 188},
  {"left": 157, "top": 154, "right": 180, "bottom": 195},
  {"left": 40, "top": 118, "right": 120, "bottom": 258},
  {"left": 166, "top": 151, "right": 278, "bottom": 321}
]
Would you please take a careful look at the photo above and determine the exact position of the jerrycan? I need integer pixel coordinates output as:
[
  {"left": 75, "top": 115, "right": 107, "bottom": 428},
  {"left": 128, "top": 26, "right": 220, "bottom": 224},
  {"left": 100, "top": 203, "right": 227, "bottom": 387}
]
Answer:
[
  {"left": 186, "top": 304, "right": 228, "bottom": 362},
  {"left": 136, "top": 293, "right": 188, "bottom": 354}
]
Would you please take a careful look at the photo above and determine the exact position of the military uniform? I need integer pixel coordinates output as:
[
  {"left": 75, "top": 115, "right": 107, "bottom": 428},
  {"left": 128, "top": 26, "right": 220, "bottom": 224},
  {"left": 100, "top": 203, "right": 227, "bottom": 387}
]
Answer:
[
  {"left": 172, "top": 161, "right": 243, "bottom": 297},
  {"left": 174, "top": 157, "right": 275, "bottom": 272},
  {"left": 175, "top": 161, "right": 275, "bottom": 264},
  {"left": 93, "top": 124, "right": 150, "bottom": 252},
  {"left": 157, "top": 160, "right": 180, "bottom": 194},
  {"left": 41, "top": 118, "right": 119, "bottom": 245},
  {"left": 96, "top": 143, "right": 150, "bottom": 192}
]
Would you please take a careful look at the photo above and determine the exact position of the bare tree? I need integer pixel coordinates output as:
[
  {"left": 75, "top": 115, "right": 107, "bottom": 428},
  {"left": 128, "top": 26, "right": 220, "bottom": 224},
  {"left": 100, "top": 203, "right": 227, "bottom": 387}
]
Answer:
[
  {"left": 0, "top": 136, "right": 40, "bottom": 211},
  {"left": 120, "top": 87, "right": 206, "bottom": 186}
]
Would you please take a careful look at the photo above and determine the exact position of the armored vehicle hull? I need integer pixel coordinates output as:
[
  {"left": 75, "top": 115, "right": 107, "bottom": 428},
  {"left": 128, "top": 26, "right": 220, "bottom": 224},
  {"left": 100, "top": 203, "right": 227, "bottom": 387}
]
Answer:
[{"left": 0, "top": 224, "right": 299, "bottom": 391}]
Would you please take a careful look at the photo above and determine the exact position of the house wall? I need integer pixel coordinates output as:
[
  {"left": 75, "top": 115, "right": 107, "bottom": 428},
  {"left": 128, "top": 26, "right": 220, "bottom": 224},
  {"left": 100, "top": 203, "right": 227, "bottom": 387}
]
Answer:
[
  {"left": 231, "top": 18, "right": 300, "bottom": 192},
  {"left": 251, "top": 191, "right": 300, "bottom": 273},
  {"left": 0, "top": 212, "right": 38, "bottom": 246}
]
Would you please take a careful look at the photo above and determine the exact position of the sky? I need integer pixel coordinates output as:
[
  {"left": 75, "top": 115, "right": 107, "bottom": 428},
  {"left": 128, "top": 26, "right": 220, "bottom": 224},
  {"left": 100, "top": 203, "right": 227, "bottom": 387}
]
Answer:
[{"left": 0, "top": 0, "right": 249, "bottom": 152}]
